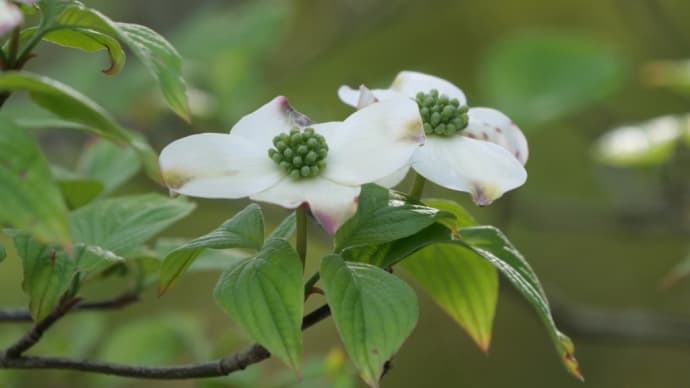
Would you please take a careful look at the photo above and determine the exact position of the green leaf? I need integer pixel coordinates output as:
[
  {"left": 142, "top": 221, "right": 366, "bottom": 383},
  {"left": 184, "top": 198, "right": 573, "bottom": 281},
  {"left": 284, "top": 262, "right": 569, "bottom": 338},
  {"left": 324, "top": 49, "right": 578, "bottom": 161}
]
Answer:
[
  {"left": 321, "top": 255, "right": 418, "bottom": 388},
  {"left": 458, "top": 226, "right": 582, "bottom": 380},
  {"left": 0, "top": 71, "right": 131, "bottom": 143},
  {"left": 115, "top": 23, "right": 189, "bottom": 120},
  {"left": 0, "top": 243, "right": 6, "bottom": 264},
  {"left": 55, "top": 176, "right": 104, "bottom": 209},
  {"left": 69, "top": 194, "right": 195, "bottom": 273},
  {"left": 41, "top": 27, "right": 126, "bottom": 75},
  {"left": 423, "top": 198, "right": 476, "bottom": 229},
  {"left": 13, "top": 233, "right": 75, "bottom": 320},
  {"left": 55, "top": 3, "right": 190, "bottom": 121},
  {"left": 0, "top": 116, "right": 70, "bottom": 244},
  {"left": 37, "top": 0, "right": 71, "bottom": 24},
  {"left": 154, "top": 238, "right": 249, "bottom": 272},
  {"left": 76, "top": 139, "right": 141, "bottom": 195},
  {"left": 335, "top": 184, "right": 452, "bottom": 253},
  {"left": 401, "top": 243, "right": 498, "bottom": 352},
  {"left": 72, "top": 243, "right": 124, "bottom": 274},
  {"left": 16, "top": 116, "right": 157, "bottom": 184},
  {"left": 214, "top": 238, "right": 304, "bottom": 371},
  {"left": 159, "top": 203, "right": 265, "bottom": 294},
  {"left": 268, "top": 211, "right": 297, "bottom": 241},
  {"left": 480, "top": 33, "right": 626, "bottom": 127},
  {"left": 343, "top": 223, "right": 452, "bottom": 268}
]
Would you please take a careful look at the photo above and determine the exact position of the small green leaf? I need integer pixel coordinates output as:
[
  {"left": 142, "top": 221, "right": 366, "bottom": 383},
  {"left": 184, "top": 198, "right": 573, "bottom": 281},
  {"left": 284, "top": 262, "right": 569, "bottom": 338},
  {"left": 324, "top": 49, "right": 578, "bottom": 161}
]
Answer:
[
  {"left": 268, "top": 211, "right": 297, "bottom": 241},
  {"left": 13, "top": 233, "right": 75, "bottom": 320},
  {"left": 214, "top": 239, "right": 304, "bottom": 371},
  {"left": 159, "top": 203, "right": 264, "bottom": 293},
  {"left": 335, "top": 184, "right": 452, "bottom": 253},
  {"left": 458, "top": 226, "right": 582, "bottom": 380},
  {"left": 76, "top": 139, "right": 141, "bottom": 195},
  {"left": 321, "top": 255, "right": 418, "bottom": 388},
  {"left": 402, "top": 243, "right": 498, "bottom": 352},
  {"left": 69, "top": 194, "right": 195, "bottom": 273},
  {"left": 0, "top": 117, "right": 70, "bottom": 244},
  {"left": 41, "top": 27, "right": 126, "bottom": 75},
  {"left": 0, "top": 243, "right": 6, "bottom": 264},
  {"left": 56, "top": 3, "right": 190, "bottom": 120}
]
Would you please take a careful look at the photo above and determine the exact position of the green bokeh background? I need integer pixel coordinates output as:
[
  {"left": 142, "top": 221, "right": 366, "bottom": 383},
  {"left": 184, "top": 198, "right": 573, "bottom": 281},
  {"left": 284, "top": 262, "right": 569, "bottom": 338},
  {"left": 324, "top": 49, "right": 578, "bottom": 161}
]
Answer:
[{"left": 2, "top": 0, "right": 690, "bottom": 387}]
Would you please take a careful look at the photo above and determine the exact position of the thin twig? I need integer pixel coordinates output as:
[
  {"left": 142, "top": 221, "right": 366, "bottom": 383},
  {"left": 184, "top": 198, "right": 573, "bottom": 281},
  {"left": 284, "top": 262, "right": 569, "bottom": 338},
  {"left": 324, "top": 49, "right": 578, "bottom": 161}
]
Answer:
[
  {"left": 4, "top": 298, "right": 81, "bottom": 358},
  {"left": 0, "top": 304, "right": 331, "bottom": 379},
  {"left": 0, "top": 291, "right": 140, "bottom": 323}
]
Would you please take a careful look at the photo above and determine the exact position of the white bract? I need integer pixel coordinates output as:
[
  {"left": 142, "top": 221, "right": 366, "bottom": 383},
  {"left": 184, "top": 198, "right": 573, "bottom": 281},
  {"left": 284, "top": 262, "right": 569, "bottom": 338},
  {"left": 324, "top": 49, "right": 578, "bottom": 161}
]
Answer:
[
  {"left": 160, "top": 95, "right": 424, "bottom": 234},
  {"left": 339, "top": 71, "right": 529, "bottom": 205}
]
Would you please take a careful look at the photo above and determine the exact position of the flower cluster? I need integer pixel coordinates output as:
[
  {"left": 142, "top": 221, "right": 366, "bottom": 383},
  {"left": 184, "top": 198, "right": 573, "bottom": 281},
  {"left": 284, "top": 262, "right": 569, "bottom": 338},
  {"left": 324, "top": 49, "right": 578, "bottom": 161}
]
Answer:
[
  {"left": 160, "top": 71, "right": 529, "bottom": 233},
  {"left": 160, "top": 95, "right": 423, "bottom": 235},
  {"left": 0, "top": 0, "right": 35, "bottom": 37},
  {"left": 339, "top": 71, "right": 528, "bottom": 206}
]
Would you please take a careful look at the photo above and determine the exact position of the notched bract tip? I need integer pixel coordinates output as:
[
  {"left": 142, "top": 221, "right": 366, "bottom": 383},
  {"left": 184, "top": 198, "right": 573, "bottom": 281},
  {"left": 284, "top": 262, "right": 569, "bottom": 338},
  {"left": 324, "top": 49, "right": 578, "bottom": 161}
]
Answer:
[
  {"left": 278, "top": 95, "right": 314, "bottom": 127},
  {"left": 356, "top": 85, "right": 378, "bottom": 109}
]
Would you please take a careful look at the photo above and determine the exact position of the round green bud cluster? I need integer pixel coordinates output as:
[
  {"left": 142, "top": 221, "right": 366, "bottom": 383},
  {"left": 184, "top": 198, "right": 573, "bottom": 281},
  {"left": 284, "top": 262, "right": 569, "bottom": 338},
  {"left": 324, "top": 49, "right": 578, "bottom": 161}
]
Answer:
[
  {"left": 416, "top": 89, "right": 469, "bottom": 137},
  {"left": 268, "top": 127, "right": 328, "bottom": 179}
]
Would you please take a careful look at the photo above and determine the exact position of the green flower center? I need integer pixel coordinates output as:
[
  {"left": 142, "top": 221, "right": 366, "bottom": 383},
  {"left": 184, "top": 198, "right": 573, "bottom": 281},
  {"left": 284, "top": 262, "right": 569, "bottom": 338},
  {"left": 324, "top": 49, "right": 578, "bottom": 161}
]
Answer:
[
  {"left": 268, "top": 127, "right": 328, "bottom": 179},
  {"left": 415, "top": 89, "right": 469, "bottom": 137}
]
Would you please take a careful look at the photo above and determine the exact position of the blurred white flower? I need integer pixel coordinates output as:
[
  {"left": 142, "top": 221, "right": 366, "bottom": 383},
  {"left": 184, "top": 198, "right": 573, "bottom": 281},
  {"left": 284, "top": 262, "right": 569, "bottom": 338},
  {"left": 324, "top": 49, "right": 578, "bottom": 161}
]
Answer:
[
  {"left": 160, "top": 95, "right": 424, "bottom": 234},
  {"left": 339, "top": 71, "right": 528, "bottom": 205},
  {"left": 595, "top": 114, "right": 690, "bottom": 167},
  {"left": 0, "top": 1, "right": 23, "bottom": 38}
]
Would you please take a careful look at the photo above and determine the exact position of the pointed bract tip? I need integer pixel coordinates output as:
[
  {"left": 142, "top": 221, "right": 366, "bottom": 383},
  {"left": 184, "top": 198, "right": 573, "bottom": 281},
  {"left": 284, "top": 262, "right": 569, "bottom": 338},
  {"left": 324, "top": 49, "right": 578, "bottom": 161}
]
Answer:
[
  {"left": 477, "top": 338, "right": 492, "bottom": 354},
  {"left": 564, "top": 351, "right": 584, "bottom": 382},
  {"left": 158, "top": 284, "right": 170, "bottom": 297}
]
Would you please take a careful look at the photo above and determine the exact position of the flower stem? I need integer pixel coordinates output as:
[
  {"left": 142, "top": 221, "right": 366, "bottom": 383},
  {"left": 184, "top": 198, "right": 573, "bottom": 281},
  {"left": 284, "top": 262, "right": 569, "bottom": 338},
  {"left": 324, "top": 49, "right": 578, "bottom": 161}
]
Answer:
[
  {"left": 296, "top": 204, "right": 308, "bottom": 268},
  {"left": 7, "top": 28, "right": 20, "bottom": 67},
  {"left": 304, "top": 272, "right": 320, "bottom": 294},
  {"left": 409, "top": 173, "right": 427, "bottom": 200}
]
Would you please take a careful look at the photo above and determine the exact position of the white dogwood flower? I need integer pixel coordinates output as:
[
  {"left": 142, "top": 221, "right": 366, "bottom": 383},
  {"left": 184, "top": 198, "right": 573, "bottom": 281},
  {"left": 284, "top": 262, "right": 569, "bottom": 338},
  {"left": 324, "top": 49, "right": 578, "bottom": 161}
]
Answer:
[
  {"left": 160, "top": 95, "right": 424, "bottom": 234},
  {"left": 339, "top": 71, "right": 528, "bottom": 205}
]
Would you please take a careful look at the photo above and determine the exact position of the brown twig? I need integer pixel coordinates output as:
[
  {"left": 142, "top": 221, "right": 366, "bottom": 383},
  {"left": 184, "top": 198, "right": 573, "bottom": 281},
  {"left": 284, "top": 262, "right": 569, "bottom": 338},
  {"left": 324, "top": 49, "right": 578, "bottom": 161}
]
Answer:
[
  {"left": 0, "top": 291, "right": 140, "bottom": 323},
  {"left": 0, "top": 304, "right": 331, "bottom": 379},
  {"left": 4, "top": 298, "right": 81, "bottom": 358}
]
